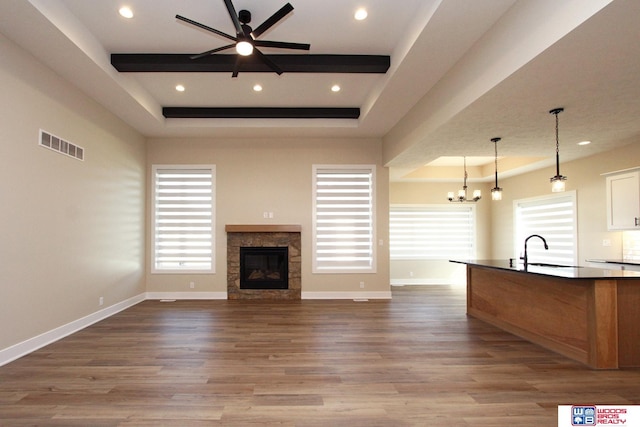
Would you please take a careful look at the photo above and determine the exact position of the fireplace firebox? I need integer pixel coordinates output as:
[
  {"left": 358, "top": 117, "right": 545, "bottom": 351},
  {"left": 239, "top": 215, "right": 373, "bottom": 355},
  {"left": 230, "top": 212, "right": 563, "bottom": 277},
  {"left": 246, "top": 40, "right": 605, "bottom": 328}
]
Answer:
[{"left": 240, "top": 247, "right": 288, "bottom": 290}]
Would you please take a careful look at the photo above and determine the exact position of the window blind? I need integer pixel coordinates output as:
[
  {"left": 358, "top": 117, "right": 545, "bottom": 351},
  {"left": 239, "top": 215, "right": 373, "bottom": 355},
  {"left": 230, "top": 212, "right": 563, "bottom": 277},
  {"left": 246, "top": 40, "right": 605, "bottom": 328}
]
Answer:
[
  {"left": 313, "top": 166, "right": 375, "bottom": 273},
  {"left": 152, "top": 166, "right": 215, "bottom": 273},
  {"left": 389, "top": 205, "right": 475, "bottom": 260},
  {"left": 514, "top": 192, "right": 577, "bottom": 265}
]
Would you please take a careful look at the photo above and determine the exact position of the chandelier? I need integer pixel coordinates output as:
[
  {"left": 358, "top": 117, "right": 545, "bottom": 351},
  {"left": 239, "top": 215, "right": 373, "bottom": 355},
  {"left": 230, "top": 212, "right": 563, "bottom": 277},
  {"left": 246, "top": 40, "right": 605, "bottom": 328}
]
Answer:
[{"left": 448, "top": 157, "right": 481, "bottom": 202}]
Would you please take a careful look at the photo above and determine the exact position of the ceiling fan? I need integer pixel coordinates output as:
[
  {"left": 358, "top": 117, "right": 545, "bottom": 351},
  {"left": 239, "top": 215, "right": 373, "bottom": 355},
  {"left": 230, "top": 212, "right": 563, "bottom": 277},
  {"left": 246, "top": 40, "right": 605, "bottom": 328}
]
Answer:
[{"left": 176, "top": 0, "right": 310, "bottom": 77}]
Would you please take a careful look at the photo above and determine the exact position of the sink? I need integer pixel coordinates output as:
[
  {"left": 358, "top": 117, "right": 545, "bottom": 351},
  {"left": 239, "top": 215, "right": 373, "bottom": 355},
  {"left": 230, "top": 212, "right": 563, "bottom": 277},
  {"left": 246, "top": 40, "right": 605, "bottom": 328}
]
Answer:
[{"left": 526, "top": 262, "right": 581, "bottom": 268}]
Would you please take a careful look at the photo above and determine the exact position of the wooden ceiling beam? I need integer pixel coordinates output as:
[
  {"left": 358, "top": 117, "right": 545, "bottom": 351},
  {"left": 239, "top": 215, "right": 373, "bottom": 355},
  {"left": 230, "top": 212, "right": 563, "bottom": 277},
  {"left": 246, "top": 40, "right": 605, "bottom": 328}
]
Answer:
[
  {"left": 111, "top": 54, "right": 390, "bottom": 73},
  {"left": 162, "top": 107, "right": 360, "bottom": 119}
]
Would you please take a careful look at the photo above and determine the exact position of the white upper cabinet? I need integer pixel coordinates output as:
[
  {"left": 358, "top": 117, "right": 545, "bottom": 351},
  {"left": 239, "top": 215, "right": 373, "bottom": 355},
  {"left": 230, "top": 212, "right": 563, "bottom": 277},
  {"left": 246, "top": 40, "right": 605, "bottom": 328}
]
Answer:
[{"left": 606, "top": 169, "right": 640, "bottom": 230}]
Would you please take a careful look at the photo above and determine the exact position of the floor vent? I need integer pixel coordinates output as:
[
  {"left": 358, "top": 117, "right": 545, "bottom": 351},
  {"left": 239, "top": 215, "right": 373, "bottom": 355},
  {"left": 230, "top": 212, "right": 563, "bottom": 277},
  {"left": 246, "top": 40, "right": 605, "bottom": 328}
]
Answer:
[{"left": 39, "top": 130, "right": 84, "bottom": 161}]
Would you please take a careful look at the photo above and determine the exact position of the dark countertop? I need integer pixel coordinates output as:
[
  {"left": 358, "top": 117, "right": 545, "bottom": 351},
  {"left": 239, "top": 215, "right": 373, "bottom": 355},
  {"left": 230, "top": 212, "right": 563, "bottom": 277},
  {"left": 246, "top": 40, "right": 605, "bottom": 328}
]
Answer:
[
  {"left": 586, "top": 259, "right": 640, "bottom": 266},
  {"left": 450, "top": 259, "right": 640, "bottom": 279}
]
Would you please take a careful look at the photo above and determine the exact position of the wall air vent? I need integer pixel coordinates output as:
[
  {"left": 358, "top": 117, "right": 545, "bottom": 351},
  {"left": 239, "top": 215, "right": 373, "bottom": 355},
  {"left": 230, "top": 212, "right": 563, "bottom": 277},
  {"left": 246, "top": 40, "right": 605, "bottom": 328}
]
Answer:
[{"left": 39, "top": 130, "right": 84, "bottom": 161}]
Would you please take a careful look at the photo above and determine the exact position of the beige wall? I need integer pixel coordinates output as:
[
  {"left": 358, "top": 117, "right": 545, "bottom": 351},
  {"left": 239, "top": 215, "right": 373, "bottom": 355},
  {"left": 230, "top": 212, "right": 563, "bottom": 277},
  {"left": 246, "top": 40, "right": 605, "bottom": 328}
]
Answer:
[
  {"left": 0, "top": 35, "right": 146, "bottom": 351},
  {"left": 146, "top": 138, "right": 390, "bottom": 295},
  {"left": 388, "top": 181, "right": 492, "bottom": 284}
]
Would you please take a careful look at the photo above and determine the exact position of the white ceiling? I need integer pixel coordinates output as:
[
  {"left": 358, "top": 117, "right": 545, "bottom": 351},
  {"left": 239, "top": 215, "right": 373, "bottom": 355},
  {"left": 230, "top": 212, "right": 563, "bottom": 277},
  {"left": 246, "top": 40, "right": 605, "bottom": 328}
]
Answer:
[{"left": 1, "top": 0, "right": 639, "bottom": 181}]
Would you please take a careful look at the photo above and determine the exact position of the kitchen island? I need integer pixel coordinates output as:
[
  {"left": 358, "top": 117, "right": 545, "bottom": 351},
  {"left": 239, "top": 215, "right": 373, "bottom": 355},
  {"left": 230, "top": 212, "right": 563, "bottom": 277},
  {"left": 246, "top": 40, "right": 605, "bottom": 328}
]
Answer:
[
  {"left": 451, "top": 260, "right": 640, "bottom": 369},
  {"left": 587, "top": 258, "right": 640, "bottom": 272}
]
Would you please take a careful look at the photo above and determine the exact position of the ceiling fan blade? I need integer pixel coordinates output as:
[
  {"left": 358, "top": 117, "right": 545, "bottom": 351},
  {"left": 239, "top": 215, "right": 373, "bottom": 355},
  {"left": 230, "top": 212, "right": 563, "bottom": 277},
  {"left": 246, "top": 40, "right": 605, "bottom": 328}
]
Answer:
[
  {"left": 176, "top": 15, "right": 236, "bottom": 42},
  {"left": 253, "top": 48, "right": 283, "bottom": 75},
  {"left": 190, "top": 44, "right": 235, "bottom": 60},
  {"left": 223, "top": 0, "right": 245, "bottom": 36},
  {"left": 252, "top": 3, "right": 294, "bottom": 39},
  {"left": 231, "top": 56, "right": 242, "bottom": 78},
  {"left": 254, "top": 40, "right": 310, "bottom": 51}
]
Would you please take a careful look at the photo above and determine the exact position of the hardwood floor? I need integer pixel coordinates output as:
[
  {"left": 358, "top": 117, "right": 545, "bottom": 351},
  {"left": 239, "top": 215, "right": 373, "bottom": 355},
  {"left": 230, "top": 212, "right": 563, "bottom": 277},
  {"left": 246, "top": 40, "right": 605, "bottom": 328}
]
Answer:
[{"left": 1, "top": 285, "right": 638, "bottom": 426}]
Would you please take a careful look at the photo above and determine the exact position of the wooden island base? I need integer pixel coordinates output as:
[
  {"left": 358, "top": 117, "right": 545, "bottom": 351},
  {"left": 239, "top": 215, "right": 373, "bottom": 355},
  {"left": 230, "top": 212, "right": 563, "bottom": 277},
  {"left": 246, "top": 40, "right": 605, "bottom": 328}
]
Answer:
[{"left": 465, "top": 264, "right": 640, "bottom": 369}]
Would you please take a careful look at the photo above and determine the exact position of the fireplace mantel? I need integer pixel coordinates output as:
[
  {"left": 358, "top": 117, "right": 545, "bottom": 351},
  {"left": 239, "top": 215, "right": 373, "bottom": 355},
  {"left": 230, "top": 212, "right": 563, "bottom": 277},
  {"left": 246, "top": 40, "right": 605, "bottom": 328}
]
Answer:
[{"left": 225, "top": 224, "right": 301, "bottom": 233}]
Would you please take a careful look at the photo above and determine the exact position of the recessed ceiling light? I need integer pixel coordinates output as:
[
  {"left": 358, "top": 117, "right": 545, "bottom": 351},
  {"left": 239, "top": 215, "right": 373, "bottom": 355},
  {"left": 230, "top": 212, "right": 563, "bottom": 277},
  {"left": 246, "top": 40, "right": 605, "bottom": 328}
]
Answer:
[
  {"left": 119, "top": 6, "right": 134, "bottom": 19},
  {"left": 577, "top": 140, "right": 591, "bottom": 146},
  {"left": 331, "top": 85, "right": 341, "bottom": 92},
  {"left": 253, "top": 84, "right": 263, "bottom": 92},
  {"left": 175, "top": 84, "right": 185, "bottom": 92},
  {"left": 354, "top": 8, "right": 368, "bottom": 21}
]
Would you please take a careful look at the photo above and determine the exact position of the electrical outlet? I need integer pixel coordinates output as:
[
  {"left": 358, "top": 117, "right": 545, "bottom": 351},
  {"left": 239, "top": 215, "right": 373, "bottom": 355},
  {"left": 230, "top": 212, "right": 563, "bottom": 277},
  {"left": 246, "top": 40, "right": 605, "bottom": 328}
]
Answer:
[
  {"left": 263, "top": 212, "right": 269, "bottom": 218},
  {"left": 602, "top": 239, "right": 612, "bottom": 247},
  {"left": 409, "top": 271, "right": 414, "bottom": 277},
  {"left": 190, "top": 281, "right": 195, "bottom": 289},
  {"left": 99, "top": 296, "right": 104, "bottom": 306},
  {"left": 359, "top": 281, "right": 365, "bottom": 288},
  {"left": 268, "top": 212, "right": 274, "bottom": 218}
]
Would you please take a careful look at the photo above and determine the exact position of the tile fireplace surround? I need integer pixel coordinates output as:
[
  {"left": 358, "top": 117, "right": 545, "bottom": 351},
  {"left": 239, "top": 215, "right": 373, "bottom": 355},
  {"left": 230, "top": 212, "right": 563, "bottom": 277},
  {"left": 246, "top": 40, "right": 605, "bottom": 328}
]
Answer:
[{"left": 226, "top": 225, "right": 301, "bottom": 300}]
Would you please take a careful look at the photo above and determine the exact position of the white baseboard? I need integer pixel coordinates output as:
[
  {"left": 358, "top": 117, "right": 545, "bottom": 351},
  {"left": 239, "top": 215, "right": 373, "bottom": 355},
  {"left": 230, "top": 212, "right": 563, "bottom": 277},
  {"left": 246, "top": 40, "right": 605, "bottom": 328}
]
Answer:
[
  {"left": 0, "top": 293, "right": 145, "bottom": 367},
  {"left": 302, "top": 291, "right": 392, "bottom": 300},
  {"left": 391, "top": 278, "right": 461, "bottom": 286},
  {"left": 146, "top": 291, "right": 227, "bottom": 300}
]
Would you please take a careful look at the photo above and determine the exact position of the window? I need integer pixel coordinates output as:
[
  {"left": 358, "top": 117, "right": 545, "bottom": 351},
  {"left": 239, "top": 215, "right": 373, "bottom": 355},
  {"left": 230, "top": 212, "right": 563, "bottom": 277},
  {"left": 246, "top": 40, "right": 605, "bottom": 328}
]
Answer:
[
  {"left": 389, "top": 205, "right": 476, "bottom": 260},
  {"left": 514, "top": 191, "right": 577, "bottom": 265},
  {"left": 152, "top": 165, "right": 215, "bottom": 273},
  {"left": 313, "top": 165, "right": 376, "bottom": 273}
]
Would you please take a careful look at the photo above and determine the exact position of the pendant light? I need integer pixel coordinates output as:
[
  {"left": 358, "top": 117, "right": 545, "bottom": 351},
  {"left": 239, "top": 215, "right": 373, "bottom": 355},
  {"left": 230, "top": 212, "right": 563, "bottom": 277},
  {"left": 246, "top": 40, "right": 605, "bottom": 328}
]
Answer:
[
  {"left": 490, "top": 137, "right": 503, "bottom": 201},
  {"left": 549, "top": 107, "right": 567, "bottom": 192},
  {"left": 448, "top": 157, "right": 481, "bottom": 202}
]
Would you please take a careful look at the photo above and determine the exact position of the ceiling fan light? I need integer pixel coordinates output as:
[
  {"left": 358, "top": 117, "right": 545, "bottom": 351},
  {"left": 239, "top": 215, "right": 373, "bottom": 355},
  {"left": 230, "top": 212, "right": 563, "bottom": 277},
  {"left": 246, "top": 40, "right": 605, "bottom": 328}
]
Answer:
[{"left": 236, "top": 41, "right": 254, "bottom": 56}]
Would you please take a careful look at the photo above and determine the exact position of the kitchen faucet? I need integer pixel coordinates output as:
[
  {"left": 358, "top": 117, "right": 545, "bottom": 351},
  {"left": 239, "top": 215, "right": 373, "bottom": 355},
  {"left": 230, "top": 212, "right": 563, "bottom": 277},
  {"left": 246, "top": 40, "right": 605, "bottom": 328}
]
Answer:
[{"left": 522, "top": 234, "right": 549, "bottom": 269}]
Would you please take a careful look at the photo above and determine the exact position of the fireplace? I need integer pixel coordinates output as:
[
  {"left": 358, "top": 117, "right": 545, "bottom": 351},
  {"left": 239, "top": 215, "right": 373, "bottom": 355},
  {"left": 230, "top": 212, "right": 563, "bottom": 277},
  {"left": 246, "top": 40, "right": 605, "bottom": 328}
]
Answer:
[
  {"left": 240, "top": 247, "right": 288, "bottom": 290},
  {"left": 226, "top": 224, "right": 301, "bottom": 300}
]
